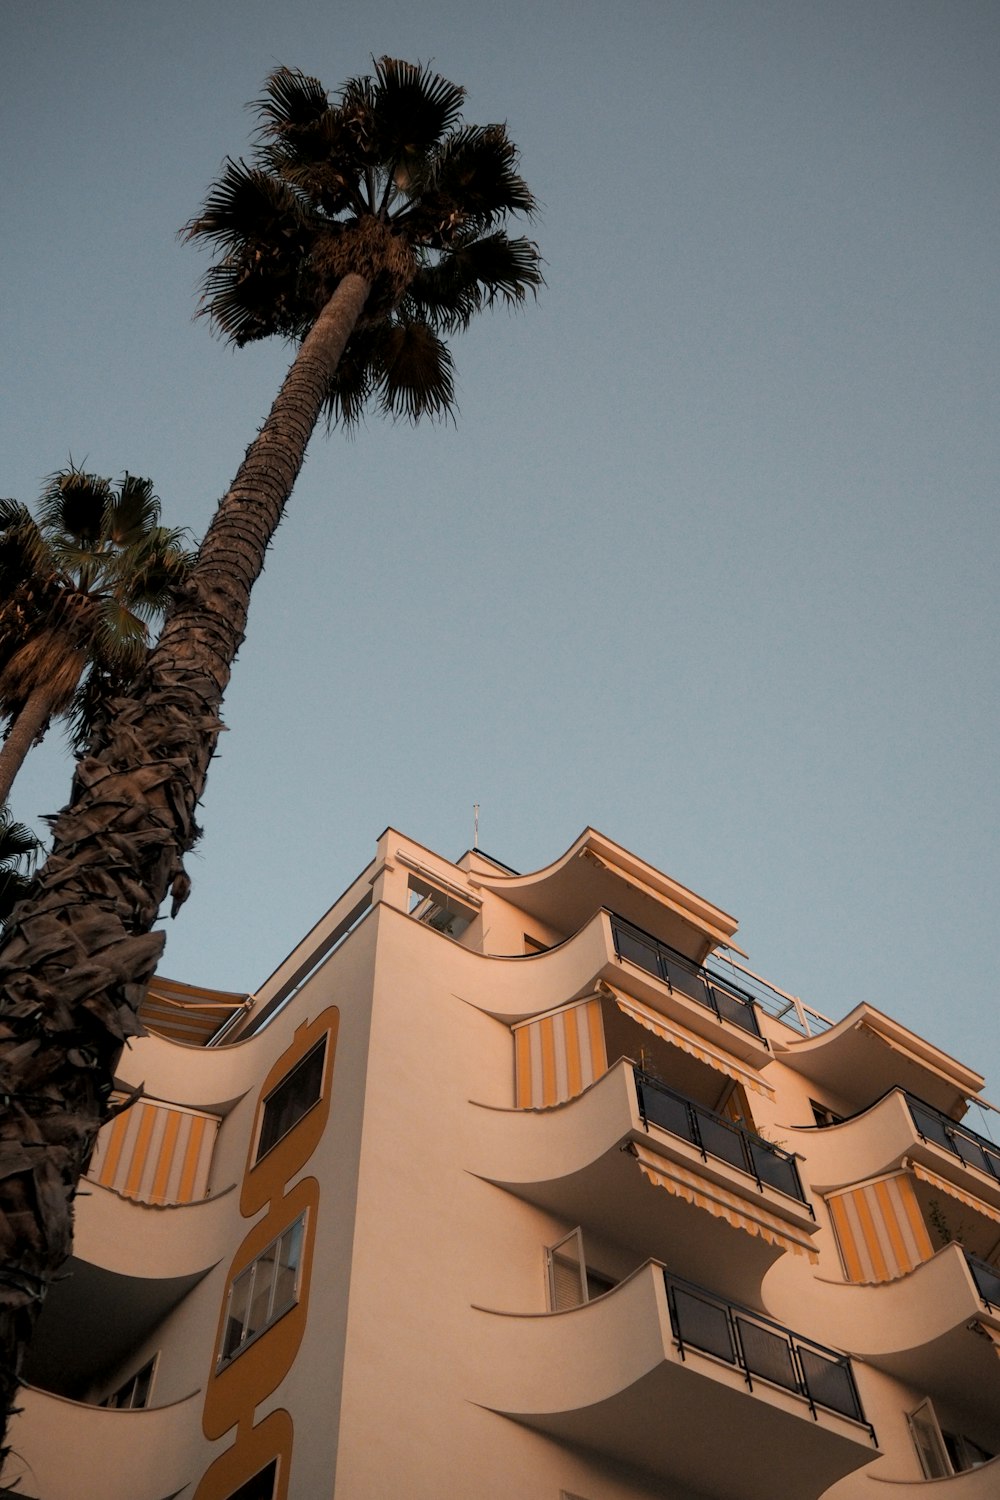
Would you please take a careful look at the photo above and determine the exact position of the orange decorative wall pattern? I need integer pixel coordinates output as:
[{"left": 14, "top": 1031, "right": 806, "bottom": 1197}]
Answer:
[{"left": 195, "top": 1007, "right": 339, "bottom": 1500}]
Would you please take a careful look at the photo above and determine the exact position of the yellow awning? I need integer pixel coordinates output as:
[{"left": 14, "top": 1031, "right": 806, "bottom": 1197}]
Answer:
[
  {"left": 632, "top": 1142, "right": 817, "bottom": 1261},
  {"left": 141, "top": 976, "right": 249, "bottom": 1046},
  {"left": 600, "top": 981, "right": 773, "bottom": 1097},
  {"left": 908, "top": 1159, "right": 1000, "bottom": 1228}
]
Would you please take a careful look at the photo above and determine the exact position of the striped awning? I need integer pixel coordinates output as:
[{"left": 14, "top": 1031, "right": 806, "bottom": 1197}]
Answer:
[
  {"left": 632, "top": 1142, "right": 817, "bottom": 1261},
  {"left": 513, "top": 998, "right": 608, "bottom": 1109},
  {"left": 89, "top": 1098, "right": 220, "bottom": 1205},
  {"left": 825, "top": 1172, "right": 935, "bottom": 1284},
  {"left": 908, "top": 1159, "right": 1000, "bottom": 1228},
  {"left": 140, "top": 975, "right": 249, "bottom": 1046},
  {"left": 600, "top": 982, "right": 772, "bottom": 1097}
]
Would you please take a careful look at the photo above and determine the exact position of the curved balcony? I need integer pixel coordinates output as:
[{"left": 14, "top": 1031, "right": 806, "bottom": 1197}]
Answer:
[
  {"left": 867, "top": 1454, "right": 1000, "bottom": 1496},
  {"left": 764, "top": 1244, "right": 1000, "bottom": 1433},
  {"left": 470, "top": 1060, "right": 818, "bottom": 1304},
  {"left": 776, "top": 1004, "right": 981, "bottom": 1119},
  {"left": 110, "top": 1021, "right": 269, "bottom": 1114},
  {"left": 470, "top": 1261, "right": 877, "bottom": 1500},
  {"left": 787, "top": 1090, "right": 1000, "bottom": 1211},
  {"left": 23, "top": 1180, "right": 231, "bottom": 1398},
  {"left": 2, "top": 1383, "right": 201, "bottom": 1500}
]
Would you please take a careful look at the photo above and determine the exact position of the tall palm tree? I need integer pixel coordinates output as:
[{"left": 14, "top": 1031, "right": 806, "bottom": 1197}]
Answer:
[
  {"left": 0, "top": 469, "right": 194, "bottom": 805},
  {"left": 0, "top": 58, "right": 539, "bottom": 1444}
]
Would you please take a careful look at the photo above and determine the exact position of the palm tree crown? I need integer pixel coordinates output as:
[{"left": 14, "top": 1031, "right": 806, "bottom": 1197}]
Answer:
[
  {"left": 0, "top": 468, "right": 193, "bottom": 800},
  {"left": 184, "top": 57, "right": 542, "bottom": 424}
]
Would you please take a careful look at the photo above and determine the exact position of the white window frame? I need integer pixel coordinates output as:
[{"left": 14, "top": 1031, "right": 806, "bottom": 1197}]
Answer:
[
  {"left": 907, "top": 1398, "right": 993, "bottom": 1478},
  {"left": 101, "top": 1353, "right": 157, "bottom": 1410},
  {"left": 545, "top": 1228, "right": 614, "bottom": 1311},
  {"left": 218, "top": 1214, "right": 306, "bottom": 1367}
]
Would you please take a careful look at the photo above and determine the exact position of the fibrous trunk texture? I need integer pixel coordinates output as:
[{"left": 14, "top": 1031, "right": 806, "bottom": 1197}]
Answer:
[{"left": 0, "top": 273, "right": 371, "bottom": 1451}]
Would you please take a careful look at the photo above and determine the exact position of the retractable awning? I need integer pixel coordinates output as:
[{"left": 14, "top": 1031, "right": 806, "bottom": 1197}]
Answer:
[
  {"left": 600, "top": 981, "right": 773, "bottom": 1097},
  {"left": 632, "top": 1143, "right": 817, "bottom": 1261}
]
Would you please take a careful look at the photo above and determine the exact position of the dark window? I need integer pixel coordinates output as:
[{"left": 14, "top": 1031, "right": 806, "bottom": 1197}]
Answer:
[
  {"left": 257, "top": 1040, "right": 326, "bottom": 1161},
  {"left": 101, "top": 1355, "right": 156, "bottom": 1409},
  {"left": 225, "top": 1461, "right": 277, "bottom": 1500}
]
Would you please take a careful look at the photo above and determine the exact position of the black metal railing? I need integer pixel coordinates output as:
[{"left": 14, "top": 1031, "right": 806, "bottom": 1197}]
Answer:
[
  {"left": 634, "top": 1069, "right": 810, "bottom": 1208},
  {"left": 610, "top": 916, "right": 762, "bottom": 1039},
  {"left": 968, "top": 1254, "right": 1000, "bottom": 1310},
  {"left": 664, "top": 1271, "right": 874, "bottom": 1437},
  {"left": 906, "top": 1094, "right": 1000, "bottom": 1185}
]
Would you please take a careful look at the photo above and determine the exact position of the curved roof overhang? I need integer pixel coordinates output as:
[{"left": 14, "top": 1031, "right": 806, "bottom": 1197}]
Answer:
[
  {"left": 468, "top": 828, "right": 740, "bottom": 964},
  {"left": 774, "top": 1003, "right": 983, "bottom": 1118}
]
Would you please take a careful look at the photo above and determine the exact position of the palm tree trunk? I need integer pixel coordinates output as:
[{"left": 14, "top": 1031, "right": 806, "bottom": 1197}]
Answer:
[
  {"left": 0, "top": 685, "right": 56, "bottom": 807},
  {"left": 0, "top": 271, "right": 372, "bottom": 1450}
]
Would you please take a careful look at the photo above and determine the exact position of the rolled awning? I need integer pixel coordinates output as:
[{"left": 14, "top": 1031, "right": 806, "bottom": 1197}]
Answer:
[
  {"left": 908, "top": 1159, "right": 1000, "bottom": 1229},
  {"left": 600, "top": 981, "right": 773, "bottom": 1098},
  {"left": 141, "top": 976, "right": 249, "bottom": 1046},
  {"left": 632, "top": 1142, "right": 817, "bottom": 1261}
]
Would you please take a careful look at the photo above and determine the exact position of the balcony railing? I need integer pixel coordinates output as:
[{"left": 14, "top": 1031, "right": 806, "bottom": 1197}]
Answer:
[
  {"left": 906, "top": 1094, "right": 1000, "bottom": 1185},
  {"left": 634, "top": 1068, "right": 810, "bottom": 1208},
  {"left": 664, "top": 1271, "right": 874, "bottom": 1437},
  {"left": 610, "top": 916, "right": 762, "bottom": 1039},
  {"left": 968, "top": 1254, "right": 1000, "bottom": 1310}
]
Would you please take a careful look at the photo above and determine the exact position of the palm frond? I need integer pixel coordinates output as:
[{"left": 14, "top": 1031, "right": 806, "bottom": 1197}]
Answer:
[
  {"left": 111, "top": 527, "right": 194, "bottom": 612},
  {"left": 374, "top": 319, "right": 456, "bottom": 423},
  {"left": 37, "top": 467, "right": 112, "bottom": 546},
  {"left": 0, "top": 502, "right": 52, "bottom": 595},
  {"left": 401, "top": 124, "right": 536, "bottom": 242},
  {"left": 0, "top": 807, "right": 40, "bottom": 927},
  {"left": 407, "top": 233, "right": 543, "bottom": 331},
  {"left": 370, "top": 58, "right": 466, "bottom": 160},
  {"left": 321, "top": 327, "right": 381, "bottom": 428},
  {"left": 107, "top": 474, "right": 162, "bottom": 545},
  {"left": 255, "top": 66, "right": 331, "bottom": 135},
  {"left": 200, "top": 255, "right": 313, "bottom": 345},
  {"left": 183, "top": 159, "right": 312, "bottom": 254},
  {"left": 93, "top": 599, "right": 149, "bottom": 671}
]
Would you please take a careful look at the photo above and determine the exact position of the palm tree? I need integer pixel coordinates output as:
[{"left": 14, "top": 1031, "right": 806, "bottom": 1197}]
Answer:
[
  {"left": 0, "top": 469, "right": 194, "bottom": 805},
  {"left": 0, "top": 59, "right": 539, "bottom": 1443}
]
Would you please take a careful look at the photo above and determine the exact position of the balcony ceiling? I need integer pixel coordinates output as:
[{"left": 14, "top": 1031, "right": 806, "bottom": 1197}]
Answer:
[
  {"left": 24, "top": 1258, "right": 209, "bottom": 1398},
  {"left": 775, "top": 1005, "right": 982, "bottom": 1117},
  {"left": 470, "top": 829, "right": 739, "bottom": 962}
]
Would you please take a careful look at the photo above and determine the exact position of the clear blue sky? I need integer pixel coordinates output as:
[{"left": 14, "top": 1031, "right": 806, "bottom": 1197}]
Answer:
[{"left": 3, "top": 2, "right": 999, "bottom": 1102}]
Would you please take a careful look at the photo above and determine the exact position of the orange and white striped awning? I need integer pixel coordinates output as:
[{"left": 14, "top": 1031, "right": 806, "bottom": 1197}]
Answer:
[
  {"left": 599, "top": 981, "right": 772, "bottom": 1097},
  {"left": 88, "top": 1098, "right": 220, "bottom": 1205},
  {"left": 140, "top": 975, "right": 249, "bottom": 1046},
  {"left": 632, "top": 1142, "right": 817, "bottom": 1261},
  {"left": 908, "top": 1159, "right": 1000, "bottom": 1228},
  {"left": 514, "top": 998, "right": 608, "bottom": 1109},
  {"left": 826, "top": 1172, "right": 935, "bottom": 1284}
]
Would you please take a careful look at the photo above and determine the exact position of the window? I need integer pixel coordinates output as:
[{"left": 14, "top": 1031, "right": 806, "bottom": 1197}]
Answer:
[
  {"left": 224, "top": 1462, "right": 277, "bottom": 1500},
  {"left": 407, "top": 876, "right": 476, "bottom": 938},
  {"left": 546, "top": 1228, "right": 614, "bottom": 1311},
  {"left": 908, "top": 1399, "right": 993, "bottom": 1478},
  {"left": 256, "top": 1040, "right": 326, "bottom": 1161},
  {"left": 811, "top": 1100, "right": 844, "bottom": 1128},
  {"left": 101, "top": 1355, "right": 156, "bottom": 1409},
  {"left": 219, "top": 1217, "right": 305, "bottom": 1365}
]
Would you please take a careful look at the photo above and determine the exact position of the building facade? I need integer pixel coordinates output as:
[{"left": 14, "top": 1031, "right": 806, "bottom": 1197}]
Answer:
[{"left": 5, "top": 826, "right": 1000, "bottom": 1499}]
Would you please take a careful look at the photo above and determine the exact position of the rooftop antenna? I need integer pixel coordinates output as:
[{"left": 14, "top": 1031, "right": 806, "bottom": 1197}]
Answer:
[{"left": 473, "top": 802, "right": 480, "bottom": 850}]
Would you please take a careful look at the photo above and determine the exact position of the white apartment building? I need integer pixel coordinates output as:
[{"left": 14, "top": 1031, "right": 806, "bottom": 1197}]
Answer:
[{"left": 5, "top": 826, "right": 1000, "bottom": 1499}]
